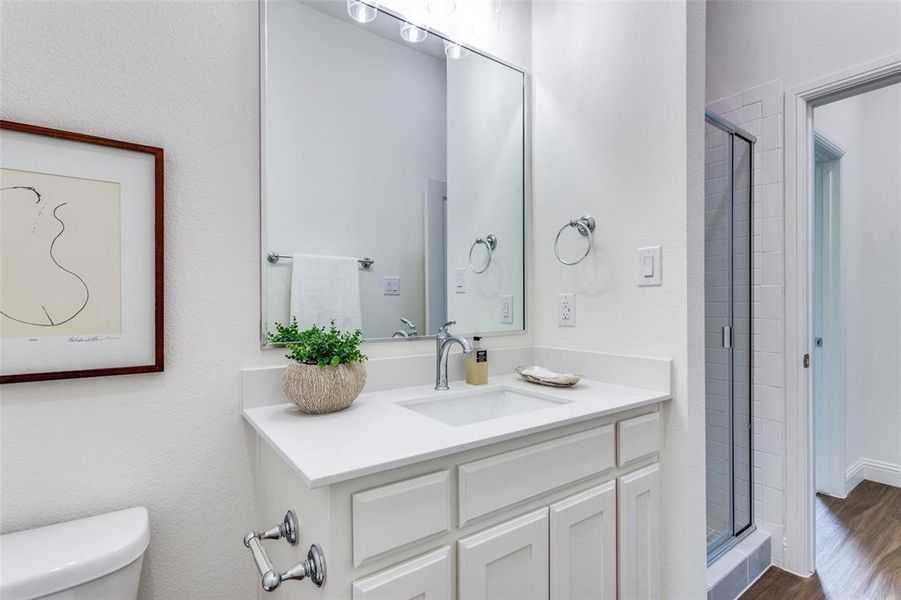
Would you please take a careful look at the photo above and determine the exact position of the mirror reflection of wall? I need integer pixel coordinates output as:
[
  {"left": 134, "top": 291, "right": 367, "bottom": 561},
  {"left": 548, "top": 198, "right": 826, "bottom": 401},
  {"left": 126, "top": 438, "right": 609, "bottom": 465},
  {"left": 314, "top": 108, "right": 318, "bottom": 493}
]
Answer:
[{"left": 263, "top": 0, "right": 526, "bottom": 343}]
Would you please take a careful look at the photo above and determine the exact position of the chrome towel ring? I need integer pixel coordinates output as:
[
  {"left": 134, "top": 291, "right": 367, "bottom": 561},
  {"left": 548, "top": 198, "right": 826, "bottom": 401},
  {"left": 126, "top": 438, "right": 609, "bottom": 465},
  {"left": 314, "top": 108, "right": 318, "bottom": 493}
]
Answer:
[
  {"left": 469, "top": 234, "right": 498, "bottom": 274},
  {"left": 554, "top": 215, "right": 596, "bottom": 265}
]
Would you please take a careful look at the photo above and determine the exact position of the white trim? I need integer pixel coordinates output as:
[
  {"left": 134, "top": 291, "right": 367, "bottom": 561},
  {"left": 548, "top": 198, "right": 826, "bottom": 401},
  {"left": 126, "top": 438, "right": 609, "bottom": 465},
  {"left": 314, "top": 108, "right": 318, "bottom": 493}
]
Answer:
[
  {"left": 861, "top": 459, "right": 901, "bottom": 489},
  {"left": 812, "top": 131, "right": 845, "bottom": 161},
  {"left": 846, "top": 458, "right": 901, "bottom": 492},
  {"left": 844, "top": 459, "right": 865, "bottom": 496},
  {"left": 782, "top": 53, "right": 901, "bottom": 577}
]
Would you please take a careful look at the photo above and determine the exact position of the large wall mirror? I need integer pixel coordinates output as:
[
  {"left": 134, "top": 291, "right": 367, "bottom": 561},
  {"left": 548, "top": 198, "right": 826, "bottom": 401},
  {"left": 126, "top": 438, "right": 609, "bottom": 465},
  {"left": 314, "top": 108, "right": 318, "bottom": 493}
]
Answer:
[{"left": 261, "top": 0, "right": 527, "bottom": 344}]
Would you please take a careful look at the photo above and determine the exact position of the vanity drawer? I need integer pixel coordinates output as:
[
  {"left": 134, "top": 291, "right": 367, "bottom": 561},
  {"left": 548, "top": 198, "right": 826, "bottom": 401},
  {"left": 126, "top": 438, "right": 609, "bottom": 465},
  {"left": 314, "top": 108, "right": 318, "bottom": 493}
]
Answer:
[
  {"left": 458, "top": 426, "right": 615, "bottom": 526},
  {"left": 352, "top": 470, "right": 451, "bottom": 566},
  {"left": 352, "top": 546, "right": 452, "bottom": 600},
  {"left": 617, "top": 412, "right": 660, "bottom": 466}
]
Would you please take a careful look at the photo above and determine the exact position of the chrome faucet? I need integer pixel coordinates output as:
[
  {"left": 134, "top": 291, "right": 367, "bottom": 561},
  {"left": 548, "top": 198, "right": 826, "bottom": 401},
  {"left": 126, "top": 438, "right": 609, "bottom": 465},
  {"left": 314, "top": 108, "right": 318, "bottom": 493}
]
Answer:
[
  {"left": 435, "top": 321, "right": 472, "bottom": 390},
  {"left": 391, "top": 318, "right": 419, "bottom": 338}
]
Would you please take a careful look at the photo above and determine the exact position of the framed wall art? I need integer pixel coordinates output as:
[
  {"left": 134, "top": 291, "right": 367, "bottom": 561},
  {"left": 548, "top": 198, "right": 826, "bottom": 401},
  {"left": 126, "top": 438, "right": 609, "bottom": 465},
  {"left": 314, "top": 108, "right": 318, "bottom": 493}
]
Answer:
[{"left": 0, "top": 120, "right": 163, "bottom": 383}]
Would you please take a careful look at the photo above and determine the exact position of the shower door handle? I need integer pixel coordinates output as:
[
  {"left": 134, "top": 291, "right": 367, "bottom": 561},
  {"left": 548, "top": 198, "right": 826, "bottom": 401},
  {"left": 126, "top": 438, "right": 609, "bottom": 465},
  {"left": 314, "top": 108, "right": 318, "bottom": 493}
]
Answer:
[{"left": 722, "top": 326, "right": 733, "bottom": 349}]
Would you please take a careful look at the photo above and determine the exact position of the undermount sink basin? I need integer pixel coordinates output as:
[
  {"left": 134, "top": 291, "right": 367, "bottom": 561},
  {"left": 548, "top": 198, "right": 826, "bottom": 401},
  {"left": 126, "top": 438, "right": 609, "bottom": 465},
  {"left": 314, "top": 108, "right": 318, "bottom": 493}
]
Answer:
[{"left": 398, "top": 388, "right": 572, "bottom": 427}]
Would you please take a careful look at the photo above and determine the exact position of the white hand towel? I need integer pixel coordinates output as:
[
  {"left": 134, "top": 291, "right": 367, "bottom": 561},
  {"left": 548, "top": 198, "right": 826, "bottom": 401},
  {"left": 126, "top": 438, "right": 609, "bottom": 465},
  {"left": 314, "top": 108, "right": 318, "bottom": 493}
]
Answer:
[{"left": 289, "top": 254, "right": 362, "bottom": 333}]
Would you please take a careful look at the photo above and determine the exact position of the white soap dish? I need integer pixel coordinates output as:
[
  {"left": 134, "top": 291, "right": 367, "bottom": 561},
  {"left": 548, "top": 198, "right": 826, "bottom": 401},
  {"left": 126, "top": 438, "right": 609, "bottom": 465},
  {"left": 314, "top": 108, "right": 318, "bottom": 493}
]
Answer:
[{"left": 515, "top": 365, "right": 582, "bottom": 388}]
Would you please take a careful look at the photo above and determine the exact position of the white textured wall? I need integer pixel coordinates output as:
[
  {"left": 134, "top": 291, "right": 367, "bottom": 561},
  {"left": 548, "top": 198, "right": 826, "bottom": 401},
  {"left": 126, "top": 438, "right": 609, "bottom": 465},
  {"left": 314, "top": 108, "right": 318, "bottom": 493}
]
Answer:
[
  {"left": 531, "top": 1, "right": 707, "bottom": 596},
  {"left": 815, "top": 83, "right": 901, "bottom": 477},
  {"left": 265, "top": 0, "right": 446, "bottom": 339},
  {"left": 706, "top": 0, "right": 901, "bottom": 101},
  {"left": 0, "top": 2, "right": 532, "bottom": 598},
  {"left": 0, "top": 2, "right": 261, "bottom": 598},
  {"left": 857, "top": 84, "right": 901, "bottom": 470}
]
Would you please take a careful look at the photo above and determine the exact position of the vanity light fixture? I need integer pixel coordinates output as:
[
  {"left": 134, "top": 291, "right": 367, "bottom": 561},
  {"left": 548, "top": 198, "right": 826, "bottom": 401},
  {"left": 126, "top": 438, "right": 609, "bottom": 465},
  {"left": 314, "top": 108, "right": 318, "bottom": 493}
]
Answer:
[
  {"left": 400, "top": 21, "right": 428, "bottom": 43},
  {"left": 346, "top": 0, "right": 378, "bottom": 23},
  {"left": 428, "top": 0, "right": 455, "bottom": 17},
  {"left": 444, "top": 41, "right": 465, "bottom": 60}
]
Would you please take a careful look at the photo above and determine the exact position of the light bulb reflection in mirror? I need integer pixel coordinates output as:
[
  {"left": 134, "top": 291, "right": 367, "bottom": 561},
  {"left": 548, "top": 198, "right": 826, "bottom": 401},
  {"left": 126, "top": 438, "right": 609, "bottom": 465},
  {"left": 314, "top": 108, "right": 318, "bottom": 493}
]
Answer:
[
  {"left": 347, "top": 0, "right": 378, "bottom": 23},
  {"left": 444, "top": 41, "right": 466, "bottom": 60},
  {"left": 400, "top": 21, "right": 428, "bottom": 43}
]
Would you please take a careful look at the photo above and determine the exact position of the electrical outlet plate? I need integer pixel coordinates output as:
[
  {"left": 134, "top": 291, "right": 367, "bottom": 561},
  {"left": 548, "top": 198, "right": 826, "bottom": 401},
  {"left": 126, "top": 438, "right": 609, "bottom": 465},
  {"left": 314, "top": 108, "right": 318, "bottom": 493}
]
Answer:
[
  {"left": 383, "top": 276, "right": 400, "bottom": 296},
  {"left": 500, "top": 295, "right": 513, "bottom": 324},
  {"left": 557, "top": 293, "right": 575, "bottom": 327}
]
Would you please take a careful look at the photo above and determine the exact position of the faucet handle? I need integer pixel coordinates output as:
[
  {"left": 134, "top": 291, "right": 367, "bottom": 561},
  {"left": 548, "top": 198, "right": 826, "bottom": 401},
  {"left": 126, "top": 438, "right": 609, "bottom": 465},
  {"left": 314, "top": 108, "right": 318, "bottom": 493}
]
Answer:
[
  {"left": 438, "top": 320, "right": 456, "bottom": 335},
  {"left": 400, "top": 318, "right": 418, "bottom": 336}
]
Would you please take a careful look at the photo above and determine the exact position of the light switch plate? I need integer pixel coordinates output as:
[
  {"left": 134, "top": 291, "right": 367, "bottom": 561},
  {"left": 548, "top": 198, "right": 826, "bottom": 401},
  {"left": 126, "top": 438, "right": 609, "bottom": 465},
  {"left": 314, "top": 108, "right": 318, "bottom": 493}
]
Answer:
[
  {"left": 454, "top": 268, "right": 466, "bottom": 293},
  {"left": 383, "top": 276, "right": 400, "bottom": 295},
  {"left": 500, "top": 295, "right": 513, "bottom": 324},
  {"left": 637, "top": 246, "right": 662, "bottom": 287},
  {"left": 558, "top": 293, "right": 575, "bottom": 327}
]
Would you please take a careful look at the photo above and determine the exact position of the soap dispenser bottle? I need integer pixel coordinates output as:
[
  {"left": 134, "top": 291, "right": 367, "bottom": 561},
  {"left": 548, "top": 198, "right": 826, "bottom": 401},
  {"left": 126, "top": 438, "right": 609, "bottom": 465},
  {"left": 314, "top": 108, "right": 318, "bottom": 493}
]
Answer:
[{"left": 465, "top": 336, "right": 488, "bottom": 385}]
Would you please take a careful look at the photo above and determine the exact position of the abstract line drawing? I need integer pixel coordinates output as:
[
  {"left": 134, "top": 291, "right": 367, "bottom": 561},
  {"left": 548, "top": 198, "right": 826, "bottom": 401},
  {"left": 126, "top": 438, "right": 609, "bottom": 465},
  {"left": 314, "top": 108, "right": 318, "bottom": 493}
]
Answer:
[
  {"left": 1, "top": 185, "right": 90, "bottom": 327},
  {"left": 1, "top": 168, "right": 122, "bottom": 339}
]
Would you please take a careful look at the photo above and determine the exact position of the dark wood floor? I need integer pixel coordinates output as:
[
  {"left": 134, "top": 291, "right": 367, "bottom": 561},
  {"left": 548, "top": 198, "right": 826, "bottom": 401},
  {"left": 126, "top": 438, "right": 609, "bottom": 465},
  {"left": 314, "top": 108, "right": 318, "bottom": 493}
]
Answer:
[{"left": 740, "top": 480, "right": 901, "bottom": 600}]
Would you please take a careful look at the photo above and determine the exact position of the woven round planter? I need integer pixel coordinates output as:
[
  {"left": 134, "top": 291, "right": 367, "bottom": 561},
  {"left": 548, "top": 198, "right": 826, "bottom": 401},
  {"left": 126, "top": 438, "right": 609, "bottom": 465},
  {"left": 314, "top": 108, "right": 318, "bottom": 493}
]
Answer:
[{"left": 282, "top": 362, "right": 367, "bottom": 414}]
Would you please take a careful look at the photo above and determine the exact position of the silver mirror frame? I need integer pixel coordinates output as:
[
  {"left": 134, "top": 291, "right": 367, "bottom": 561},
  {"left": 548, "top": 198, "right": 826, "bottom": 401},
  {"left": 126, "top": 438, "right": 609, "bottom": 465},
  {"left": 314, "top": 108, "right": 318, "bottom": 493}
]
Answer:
[{"left": 258, "top": 0, "right": 531, "bottom": 348}]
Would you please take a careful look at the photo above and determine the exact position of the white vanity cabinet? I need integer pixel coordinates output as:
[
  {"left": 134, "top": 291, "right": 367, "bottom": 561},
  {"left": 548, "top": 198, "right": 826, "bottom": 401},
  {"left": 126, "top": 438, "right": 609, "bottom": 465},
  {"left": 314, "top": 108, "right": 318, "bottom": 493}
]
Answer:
[
  {"left": 459, "top": 508, "right": 549, "bottom": 600},
  {"left": 617, "top": 463, "right": 661, "bottom": 599},
  {"left": 250, "top": 405, "right": 664, "bottom": 600},
  {"left": 550, "top": 481, "right": 617, "bottom": 599}
]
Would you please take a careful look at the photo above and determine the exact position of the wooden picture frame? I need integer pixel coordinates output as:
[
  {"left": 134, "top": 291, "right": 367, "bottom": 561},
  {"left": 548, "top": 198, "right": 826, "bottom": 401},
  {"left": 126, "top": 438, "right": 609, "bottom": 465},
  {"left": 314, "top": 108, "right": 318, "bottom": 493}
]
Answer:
[{"left": 0, "top": 120, "right": 163, "bottom": 383}]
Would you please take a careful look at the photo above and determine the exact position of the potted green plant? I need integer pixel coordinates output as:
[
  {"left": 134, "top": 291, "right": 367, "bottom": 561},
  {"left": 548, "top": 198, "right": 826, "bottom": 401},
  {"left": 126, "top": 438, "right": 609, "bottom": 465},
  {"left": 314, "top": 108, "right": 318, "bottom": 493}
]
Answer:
[{"left": 268, "top": 319, "right": 367, "bottom": 414}]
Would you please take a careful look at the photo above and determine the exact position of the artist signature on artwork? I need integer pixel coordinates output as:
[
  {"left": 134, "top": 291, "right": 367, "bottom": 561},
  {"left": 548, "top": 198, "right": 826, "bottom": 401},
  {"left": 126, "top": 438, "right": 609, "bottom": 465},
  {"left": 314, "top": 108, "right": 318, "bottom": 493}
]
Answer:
[{"left": 67, "top": 335, "right": 119, "bottom": 343}]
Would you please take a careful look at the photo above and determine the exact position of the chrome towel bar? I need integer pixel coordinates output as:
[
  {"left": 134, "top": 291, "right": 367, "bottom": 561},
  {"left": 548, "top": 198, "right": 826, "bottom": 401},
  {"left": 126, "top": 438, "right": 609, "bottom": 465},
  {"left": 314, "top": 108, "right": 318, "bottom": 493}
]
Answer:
[
  {"left": 267, "top": 252, "right": 374, "bottom": 269},
  {"left": 243, "top": 510, "right": 327, "bottom": 591}
]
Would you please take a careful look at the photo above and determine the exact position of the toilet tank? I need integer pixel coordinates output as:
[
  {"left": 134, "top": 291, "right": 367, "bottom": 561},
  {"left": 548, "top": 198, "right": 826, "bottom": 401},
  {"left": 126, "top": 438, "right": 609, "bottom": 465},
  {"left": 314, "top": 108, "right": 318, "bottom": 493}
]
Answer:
[{"left": 0, "top": 507, "right": 150, "bottom": 600}]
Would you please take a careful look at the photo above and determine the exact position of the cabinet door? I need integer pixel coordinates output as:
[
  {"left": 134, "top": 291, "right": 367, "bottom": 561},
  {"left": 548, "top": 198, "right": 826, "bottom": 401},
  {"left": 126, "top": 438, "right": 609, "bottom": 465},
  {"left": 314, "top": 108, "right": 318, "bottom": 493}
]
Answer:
[
  {"left": 352, "top": 546, "right": 451, "bottom": 600},
  {"left": 549, "top": 481, "right": 616, "bottom": 599},
  {"left": 458, "top": 508, "right": 549, "bottom": 600},
  {"left": 617, "top": 463, "right": 661, "bottom": 599}
]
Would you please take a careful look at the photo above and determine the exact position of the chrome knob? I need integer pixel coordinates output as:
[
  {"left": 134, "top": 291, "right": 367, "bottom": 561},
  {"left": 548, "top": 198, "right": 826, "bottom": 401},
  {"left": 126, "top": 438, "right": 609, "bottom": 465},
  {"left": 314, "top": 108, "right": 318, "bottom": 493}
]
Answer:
[{"left": 261, "top": 570, "right": 282, "bottom": 592}]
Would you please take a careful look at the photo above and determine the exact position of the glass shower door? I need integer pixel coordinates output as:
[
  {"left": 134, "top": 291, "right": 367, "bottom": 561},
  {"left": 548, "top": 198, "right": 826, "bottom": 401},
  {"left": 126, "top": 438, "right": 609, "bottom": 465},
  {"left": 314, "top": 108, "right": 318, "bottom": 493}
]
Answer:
[
  {"left": 705, "top": 121, "right": 734, "bottom": 553},
  {"left": 732, "top": 135, "right": 752, "bottom": 537},
  {"left": 705, "top": 115, "right": 753, "bottom": 560}
]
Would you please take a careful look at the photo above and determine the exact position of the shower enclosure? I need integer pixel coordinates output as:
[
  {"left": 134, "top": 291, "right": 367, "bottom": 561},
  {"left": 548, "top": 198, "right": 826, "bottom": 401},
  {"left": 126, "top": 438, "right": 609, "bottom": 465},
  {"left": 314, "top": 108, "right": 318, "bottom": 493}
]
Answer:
[{"left": 704, "top": 113, "right": 754, "bottom": 561}]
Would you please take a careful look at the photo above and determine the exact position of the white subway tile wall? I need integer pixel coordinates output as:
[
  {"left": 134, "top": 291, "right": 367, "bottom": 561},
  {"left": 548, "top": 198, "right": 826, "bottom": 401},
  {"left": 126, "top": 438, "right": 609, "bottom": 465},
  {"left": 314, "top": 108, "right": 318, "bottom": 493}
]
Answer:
[{"left": 708, "top": 80, "right": 785, "bottom": 566}]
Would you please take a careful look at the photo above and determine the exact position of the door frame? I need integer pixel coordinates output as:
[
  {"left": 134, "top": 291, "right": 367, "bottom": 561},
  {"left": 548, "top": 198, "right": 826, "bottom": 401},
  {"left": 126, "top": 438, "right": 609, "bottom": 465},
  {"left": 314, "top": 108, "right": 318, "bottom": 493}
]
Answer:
[
  {"left": 782, "top": 54, "right": 901, "bottom": 576},
  {"left": 811, "top": 131, "right": 844, "bottom": 498}
]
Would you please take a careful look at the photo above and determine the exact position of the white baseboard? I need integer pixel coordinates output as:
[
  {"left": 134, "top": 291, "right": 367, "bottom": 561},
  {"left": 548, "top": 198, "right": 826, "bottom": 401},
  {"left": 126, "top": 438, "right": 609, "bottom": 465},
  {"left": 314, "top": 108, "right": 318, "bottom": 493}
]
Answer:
[
  {"left": 845, "top": 459, "right": 865, "bottom": 495},
  {"left": 846, "top": 458, "right": 901, "bottom": 492},
  {"left": 861, "top": 459, "right": 901, "bottom": 488}
]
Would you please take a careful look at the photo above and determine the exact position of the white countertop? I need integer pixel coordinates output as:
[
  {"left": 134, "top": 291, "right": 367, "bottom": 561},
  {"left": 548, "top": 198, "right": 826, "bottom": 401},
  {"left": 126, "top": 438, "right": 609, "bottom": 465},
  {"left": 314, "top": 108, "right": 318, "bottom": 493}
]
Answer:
[{"left": 242, "top": 374, "right": 670, "bottom": 488}]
